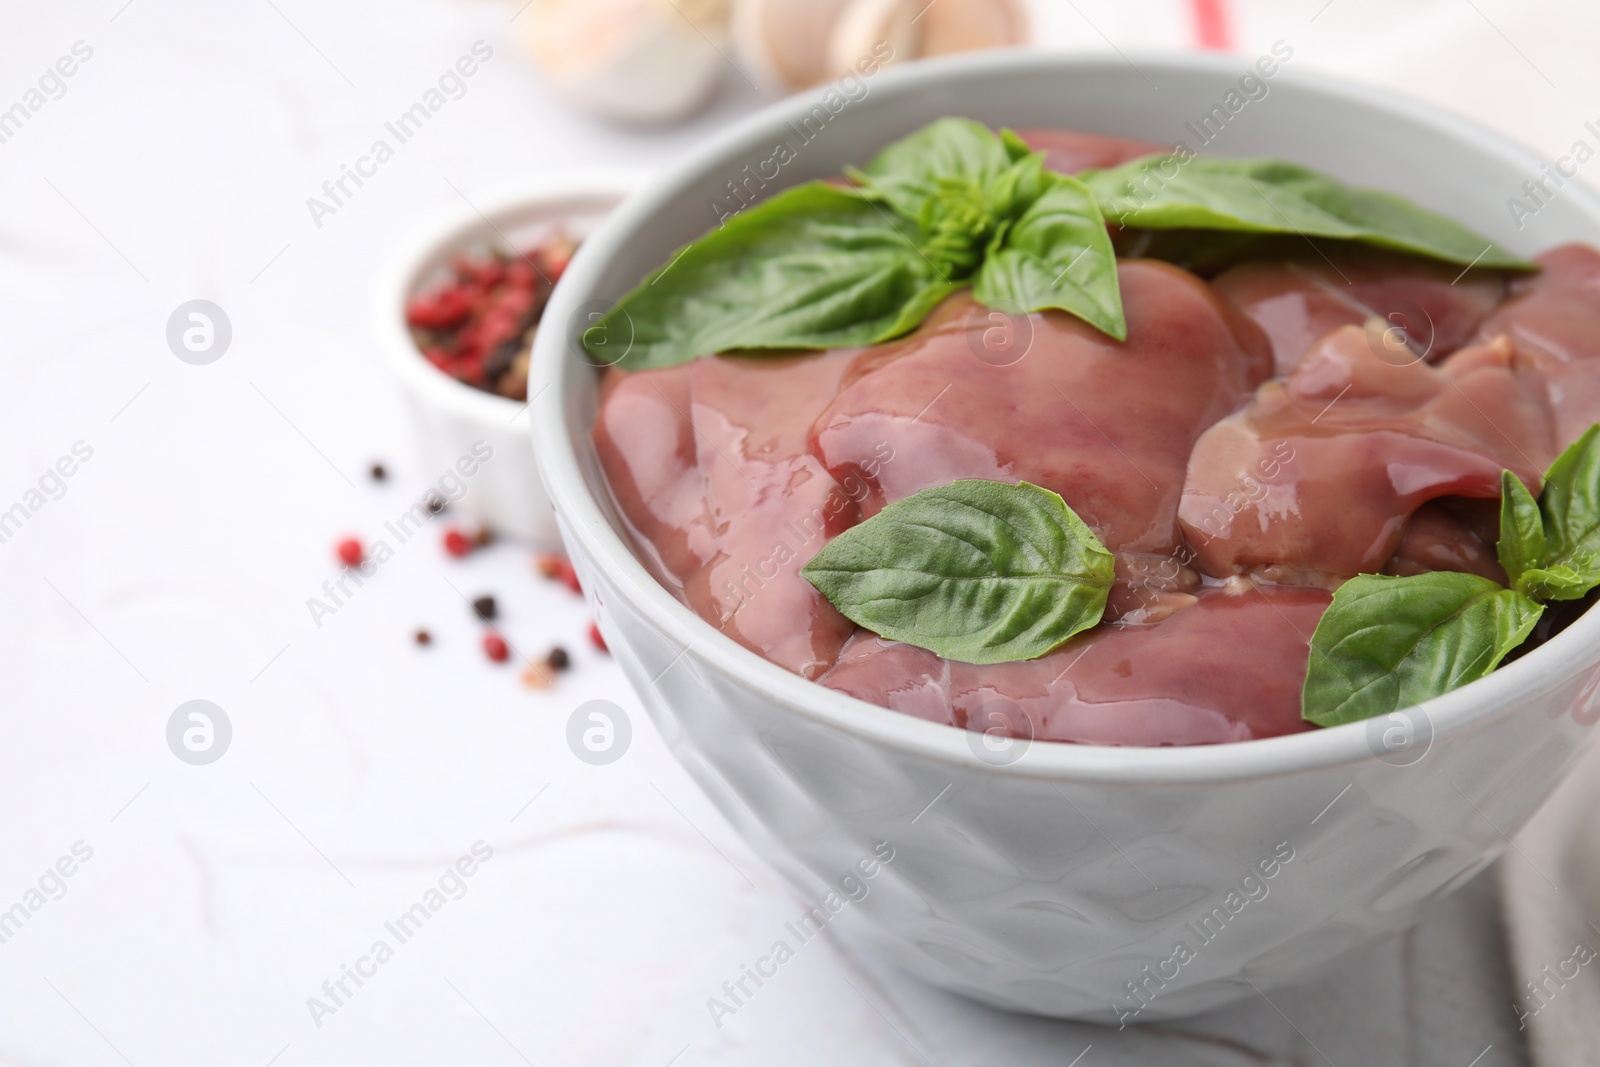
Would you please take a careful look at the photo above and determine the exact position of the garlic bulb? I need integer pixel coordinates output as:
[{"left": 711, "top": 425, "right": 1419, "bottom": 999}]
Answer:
[
  {"left": 826, "top": 0, "right": 920, "bottom": 78},
  {"left": 731, "top": 0, "right": 856, "bottom": 91},
  {"left": 734, "top": 0, "right": 1029, "bottom": 91},
  {"left": 914, "top": 0, "right": 1029, "bottom": 60},
  {"left": 519, "top": 0, "right": 733, "bottom": 125}
]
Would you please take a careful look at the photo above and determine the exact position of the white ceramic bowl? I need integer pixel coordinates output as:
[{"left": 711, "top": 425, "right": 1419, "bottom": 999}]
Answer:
[
  {"left": 532, "top": 52, "right": 1600, "bottom": 1020},
  {"left": 373, "top": 173, "right": 637, "bottom": 546}
]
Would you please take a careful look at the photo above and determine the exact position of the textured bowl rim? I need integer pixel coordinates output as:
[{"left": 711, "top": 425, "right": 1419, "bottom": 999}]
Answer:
[{"left": 533, "top": 49, "right": 1600, "bottom": 784}]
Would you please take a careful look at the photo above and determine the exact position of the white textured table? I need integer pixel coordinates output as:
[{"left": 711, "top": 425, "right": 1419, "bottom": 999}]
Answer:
[{"left": 4, "top": 0, "right": 1595, "bottom": 1062}]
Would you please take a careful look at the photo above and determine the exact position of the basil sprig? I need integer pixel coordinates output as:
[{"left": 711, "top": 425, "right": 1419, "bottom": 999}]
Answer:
[
  {"left": 1507, "top": 425, "right": 1600, "bottom": 600},
  {"left": 800, "top": 480, "right": 1114, "bottom": 665},
  {"left": 1080, "top": 156, "right": 1533, "bottom": 270},
  {"left": 586, "top": 119, "right": 1122, "bottom": 369},
  {"left": 1303, "top": 427, "right": 1600, "bottom": 727},
  {"left": 585, "top": 118, "right": 1531, "bottom": 370},
  {"left": 846, "top": 121, "right": 1126, "bottom": 338}
]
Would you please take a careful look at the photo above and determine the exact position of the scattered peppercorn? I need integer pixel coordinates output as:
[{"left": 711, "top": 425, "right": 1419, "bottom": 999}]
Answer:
[
  {"left": 336, "top": 537, "right": 364, "bottom": 567},
  {"left": 534, "top": 553, "right": 564, "bottom": 579},
  {"left": 588, "top": 622, "right": 607, "bottom": 653},
  {"left": 474, "top": 526, "right": 494, "bottom": 548},
  {"left": 415, "top": 629, "right": 432, "bottom": 646},
  {"left": 443, "top": 529, "right": 472, "bottom": 558},
  {"left": 370, "top": 463, "right": 387, "bottom": 482},
  {"left": 547, "top": 646, "right": 571, "bottom": 671},
  {"left": 520, "top": 663, "right": 554, "bottom": 689},
  {"left": 484, "top": 633, "right": 510, "bottom": 662},
  {"left": 426, "top": 495, "right": 446, "bottom": 515},
  {"left": 472, "top": 595, "right": 497, "bottom": 621}
]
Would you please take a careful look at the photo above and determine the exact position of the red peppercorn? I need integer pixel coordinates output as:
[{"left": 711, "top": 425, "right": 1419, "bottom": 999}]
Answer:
[
  {"left": 443, "top": 529, "right": 472, "bottom": 558},
  {"left": 500, "top": 287, "right": 536, "bottom": 316},
  {"left": 588, "top": 622, "right": 607, "bottom": 653},
  {"left": 454, "top": 253, "right": 504, "bottom": 289},
  {"left": 336, "top": 537, "right": 364, "bottom": 567},
  {"left": 405, "top": 285, "right": 474, "bottom": 329},
  {"left": 484, "top": 633, "right": 509, "bottom": 662},
  {"left": 506, "top": 258, "right": 537, "bottom": 290}
]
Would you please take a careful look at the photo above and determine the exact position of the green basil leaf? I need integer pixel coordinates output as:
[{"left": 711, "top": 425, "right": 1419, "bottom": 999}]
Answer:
[
  {"left": 1302, "top": 572, "right": 1544, "bottom": 728},
  {"left": 874, "top": 278, "right": 965, "bottom": 342},
  {"left": 1532, "top": 424, "right": 1600, "bottom": 600},
  {"left": 1516, "top": 565, "right": 1593, "bottom": 602},
  {"left": 999, "top": 127, "right": 1036, "bottom": 163},
  {"left": 982, "top": 146, "right": 1052, "bottom": 222},
  {"left": 1082, "top": 155, "right": 1533, "bottom": 270},
  {"left": 974, "top": 173, "right": 1127, "bottom": 341},
  {"left": 848, "top": 117, "right": 1015, "bottom": 223},
  {"left": 800, "top": 480, "right": 1115, "bottom": 665},
  {"left": 1498, "top": 469, "right": 1546, "bottom": 592},
  {"left": 1109, "top": 229, "right": 1305, "bottom": 274},
  {"left": 585, "top": 182, "right": 948, "bottom": 370}
]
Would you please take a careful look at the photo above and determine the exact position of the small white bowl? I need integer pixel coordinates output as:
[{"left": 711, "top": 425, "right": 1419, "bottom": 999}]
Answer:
[
  {"left": 532, "top": 53, "right": 1600, "bottom": 1020},
  {"left": 372, "top": 173, "right": 638, "bottom": 546}
]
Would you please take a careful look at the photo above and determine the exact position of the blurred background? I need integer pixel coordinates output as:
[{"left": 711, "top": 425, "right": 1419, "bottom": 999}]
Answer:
[{"left": 3, "top": 0, "right": 1598, "bottom": 1063}]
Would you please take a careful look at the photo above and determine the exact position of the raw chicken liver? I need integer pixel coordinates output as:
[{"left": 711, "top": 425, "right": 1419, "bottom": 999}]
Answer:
[
  {"left": 1012, "top": 127, "right": 1167, "bottom": 174},
  {"left": 818, "top": 585, "right": 1330, "bottom": 745},
  {"left": 1477, "top": 243, "right": 1600, "bottom": 443},
  {"left": 595, "top": 350, "right": 863, "bottom": 678},
  {"left": 1211, "top": 248, "right": 1505, "bottom": 376},
  {"left": 1179, "top": 325, "right": 1555, "bottom": 582},
  {"left": 810, "top": 262, "right": 1272, "bottom": 560},
  {"left": 591, "top": 127, "right": 1600, "bottom": 747}
]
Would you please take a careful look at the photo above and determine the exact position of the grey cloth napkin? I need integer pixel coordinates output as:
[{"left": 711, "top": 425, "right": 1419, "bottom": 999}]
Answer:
[{"left": 1503, "top": 743, "right": 1600, "bottom": 1064}]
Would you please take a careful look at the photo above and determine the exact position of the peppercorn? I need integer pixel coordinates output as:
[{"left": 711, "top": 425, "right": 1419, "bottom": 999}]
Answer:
[
  {"left": 415, "top": 629, "right": 432, "bottom": 646},
  {"left": 443, "top": 529, "right": 472, "bottom": 558},
  {"left": 547, "top": 646, "right": 570, "bottom": 671},
  {"left": 336, "top": 537, "right": 364, "bottom": 567},
  {"left": 484, "top": 633, "right": 509, "bottom": 662},
  {"left": 588, "top": 622, "right": 607, "bottom": 653},
  {"left": 370, "top": 463, "right": 387, "bottom": 482},
  {"left": 472, "top": 595, "right": 497, "bottom": 621}
]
